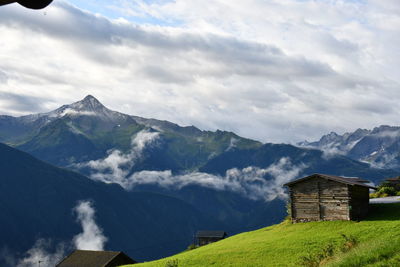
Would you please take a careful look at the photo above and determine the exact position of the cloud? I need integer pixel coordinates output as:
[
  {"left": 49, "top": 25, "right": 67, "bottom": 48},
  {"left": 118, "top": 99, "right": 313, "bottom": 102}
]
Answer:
[
  {"left": 73, "top": 200, "right": 107, "bottom": 251},
  {"left": 0, "top": 70, "right": 8, "bottom": 84},
  {"left": 374, "top": 129, "right": 400, "bottom": 138},
  {"left": 84, "top": 140, "right": 305, "bottom": 202},
  {"left": 0, "top": 1, "right": 400, "bottom": 143},
  {"left": 0, "top": 92, "right": 50, "bottom": 115},
  {"left": 225, "top": 137, "right": 238, "bottom": 151},
  {"left": 0, "top": 2, "right": 336, "bottom": 81},
  {"left": 80, "top": 130, "right": 160, "bottom": 185},
  {"left": 79, "top": 128, "right": 305, "bottom": 201},
  {"left": 363, "top": 153, "right": 397, "bottom": 169},
  {"left": 126, "top": 157, "right": 305, "bottom": 201},
  {"left": 15, "top": 239, "right": 67, "bottom": 267},
  {"left": 58, "top": 108, "right": 96, "bottom": 117},
  {"left": 5, "top": 200, "right": 107, "bottom": 267},
  {"left": 299, "top": 142, "right": 348, "bottom": 160}
]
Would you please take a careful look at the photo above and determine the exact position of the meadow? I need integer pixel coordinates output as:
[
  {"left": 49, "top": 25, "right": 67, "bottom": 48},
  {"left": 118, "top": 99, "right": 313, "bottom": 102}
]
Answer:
[{"left": 122, "top": 203, "right": 400, "bottom": 267}]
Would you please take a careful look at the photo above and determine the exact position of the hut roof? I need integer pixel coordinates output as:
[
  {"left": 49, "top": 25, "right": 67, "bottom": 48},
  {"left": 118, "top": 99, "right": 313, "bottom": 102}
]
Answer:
[
  {"left": 56, "top": 250, "right": 136, "bottom": 267},
  {"left": 284, "top": 173, "right": 377, "bottom": 189},
  {"left": 196, "top": 231, "right": 227, "bottom": 238},
  {"left": 385, "top": 177, "right": 400, "bottom": 181}
]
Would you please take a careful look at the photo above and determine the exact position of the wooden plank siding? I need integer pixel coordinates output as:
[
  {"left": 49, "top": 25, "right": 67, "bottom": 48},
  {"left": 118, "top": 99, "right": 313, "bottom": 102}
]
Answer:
[
  {"left": 286, "top": 174, "right": 375, "bottom": 223},
  {"left": 289, "top": 177, "right": 351, "bottom": 222}
]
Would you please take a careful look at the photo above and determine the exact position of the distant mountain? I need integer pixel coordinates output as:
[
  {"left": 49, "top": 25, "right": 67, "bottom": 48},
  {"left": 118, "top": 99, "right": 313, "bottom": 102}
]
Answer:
[
  {"left": 0, "top": 143, "right": 217, "bottom": 265},
  {"left": 298, "top": 125, "right": 400, "bottom": 169},
  {"left": 0, "top": 96, "right": 398, "bottom": 253},
  {"left": 202, "top": 143, "right": 397, "bottom": 182},
  {"left": 0, "top": 95, "right": 261, "bottom": 169}
]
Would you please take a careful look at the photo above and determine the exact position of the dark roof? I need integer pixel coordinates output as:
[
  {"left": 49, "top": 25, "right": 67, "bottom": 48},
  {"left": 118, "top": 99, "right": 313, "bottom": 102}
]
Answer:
[
  {"left": 56, "top": 250, "right": 136, "bottom": 267},
  {"left": 346, "top": 178, "right": 369, "bottom": 183},
  {"left": 196, "top": 231, "right": 227, "bottom": 238},
  {"left": 284, "top": 173, "right": 377, "bottom": 189},
  {"left": 385, "top": 177, "right": 400, "bottom": 182}
]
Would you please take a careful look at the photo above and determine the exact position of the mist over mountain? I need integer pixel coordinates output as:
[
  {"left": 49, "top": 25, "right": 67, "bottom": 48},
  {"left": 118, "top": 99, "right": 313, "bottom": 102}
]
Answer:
[
  {"left": 0, "top": 96, "right": 398, "bottom": 264},
  {"left": 1, "top": 96, "right": 397, "bottom": 213},
  {"left": 1, "top": 96, "right": 395, "bottom": 186}
]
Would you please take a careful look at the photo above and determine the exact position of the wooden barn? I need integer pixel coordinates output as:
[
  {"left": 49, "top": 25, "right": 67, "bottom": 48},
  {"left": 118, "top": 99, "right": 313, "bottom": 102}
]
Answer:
[
  {"left": 284, "top": 174, "right": 376, "bottom": 223},
  {"left": 196, "top": 231, "right": 227, "bottom": 246},
  {"left": 56, "top": 250, "right": 136, "bottom": 267},
  {"left": 384, "top": 176, "right": 400, "bottom": 186}
]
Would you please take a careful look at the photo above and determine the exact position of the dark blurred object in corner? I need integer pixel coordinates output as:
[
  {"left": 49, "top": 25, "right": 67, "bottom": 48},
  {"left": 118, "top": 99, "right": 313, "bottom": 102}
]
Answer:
[{"left": 0, "top": 0, "right": 53, "bottom": 9}]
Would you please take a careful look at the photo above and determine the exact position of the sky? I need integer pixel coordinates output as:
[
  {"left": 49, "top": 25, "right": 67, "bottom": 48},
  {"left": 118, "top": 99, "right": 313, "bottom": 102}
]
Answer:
[{"left": 0, "top": 0, "right": 399, "bottom": 143}]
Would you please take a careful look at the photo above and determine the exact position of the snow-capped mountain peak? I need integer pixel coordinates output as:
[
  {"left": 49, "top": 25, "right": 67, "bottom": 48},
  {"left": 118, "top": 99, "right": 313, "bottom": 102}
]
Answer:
[
  {"left": 69, "top": 95, "right": 104, "bottom": 112},
  {"left": 41, "top": 95, "right": 129, "bottom": 123},
  {"left": 298, "top": 126, "right": 400, "bottom": 169},
  {"left": 13, "top": 95, "right": 130, "bottom": 130}
]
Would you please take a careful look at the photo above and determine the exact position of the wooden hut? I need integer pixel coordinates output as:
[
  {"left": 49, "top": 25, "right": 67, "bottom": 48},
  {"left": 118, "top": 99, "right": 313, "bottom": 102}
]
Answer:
[
  {"left": 196, "top": 231, "right": 227, "bottom": 246},
  {"left": 284, "top": 174, "right": 376, "bottom": 223},
  {"left": 384, "top": 177, "right": 400, "bottom": 187},
  {"left": 56, "top": 250, "right": 136, "bottom": 267}
]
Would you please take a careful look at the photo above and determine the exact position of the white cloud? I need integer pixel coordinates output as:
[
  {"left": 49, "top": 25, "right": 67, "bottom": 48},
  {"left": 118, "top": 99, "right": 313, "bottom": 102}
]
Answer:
[
  {"left": 127, "top": 157, "right": 305, "bottom": 201},
  {"left": 11, "top": 200, "right": 107, "bottom": 267},
  {"left": 78, "top": 127, "right": 305, "bottom": 201},
  {"left": 83, "top": 136, "right": 306, "bottom": 202},
  {"left": 0, "top": 1, "right": 399, "bottom": 142},
  {"left": 57, "top": 108, "right": 96, "bottom": 117},
  {"left": 226, "top": 137, "right": 238, "bottom": 151},
  {"left": 80, "top": 130, "right": 160, "bottom": 185},
  {"left": 15, "top": 239, "right": 67, "bottom": 267},
  {"left": 0, "top": 70, "right": 8, "bottom": 84},
  {"left": 73, "top": 200, "right": 107, "bottom": 251}
]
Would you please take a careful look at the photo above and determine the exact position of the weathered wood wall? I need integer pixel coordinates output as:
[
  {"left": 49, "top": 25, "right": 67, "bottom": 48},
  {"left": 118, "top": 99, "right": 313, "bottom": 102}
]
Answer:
[
  {"left": 198, "top": 237, "right": 224, "bottom": 246},
  {"left": 289, "top": 177, "right": 351, "bottom": 222}
]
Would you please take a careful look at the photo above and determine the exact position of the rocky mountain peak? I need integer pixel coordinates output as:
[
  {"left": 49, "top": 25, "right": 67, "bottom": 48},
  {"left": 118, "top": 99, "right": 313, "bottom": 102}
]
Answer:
[
  {"left": 371, "top": 125, "right": 400, "bottom": 135},
  {"left": 318, "top": 131, "right": 341, "bottom": 145},
  {"left": 38, "top": 95, "right": 130, "bottom": 124},
  {"left": 69, "top": 95, "right": 106, "bottom": 112}
]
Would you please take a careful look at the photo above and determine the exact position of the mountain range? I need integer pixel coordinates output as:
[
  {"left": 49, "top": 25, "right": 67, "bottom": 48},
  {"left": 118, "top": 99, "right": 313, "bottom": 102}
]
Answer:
[
  {"left": 0, "top": 95, "right": 399, "bottom": 264},
  {"left": 0, "top": 95, "right": 260, "bottom": 169},
  {"left": 298, "top": 125, "right": 400, "bottom": 169}
]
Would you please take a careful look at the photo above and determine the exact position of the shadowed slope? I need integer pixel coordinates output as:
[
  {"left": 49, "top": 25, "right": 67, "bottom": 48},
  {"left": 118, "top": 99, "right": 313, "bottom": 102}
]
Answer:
[{"left": 0, "top": 143, "right": 218, "bottom": 265}]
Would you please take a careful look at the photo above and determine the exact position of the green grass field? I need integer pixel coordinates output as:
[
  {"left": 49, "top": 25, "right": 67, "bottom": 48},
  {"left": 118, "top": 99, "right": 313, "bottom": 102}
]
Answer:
[{"left": 122, "top": 203, "right": 400, "bottom": 267}]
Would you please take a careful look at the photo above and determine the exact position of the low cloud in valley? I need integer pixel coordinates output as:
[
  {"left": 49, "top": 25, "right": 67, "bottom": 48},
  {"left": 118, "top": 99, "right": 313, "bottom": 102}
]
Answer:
[
  {"left": 81, "top": 132, "right": 306, "bottom": 201},
  {"left": 7, "top": 200, "right": 107, "bottom": 267},
  {"left": 73, "top": 200, "right": 107, "bottom": 251}
]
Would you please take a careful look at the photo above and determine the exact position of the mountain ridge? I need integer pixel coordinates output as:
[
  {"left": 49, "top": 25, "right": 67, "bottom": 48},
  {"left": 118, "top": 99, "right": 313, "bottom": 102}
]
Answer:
[
  {"left": 0, "top": 95, "right": 262, "bottom": 168},
  {"left": 0, "top": 95, "right": 398, "bottom": 246},
  {"left": 298, "top": 125, "right": 400, "bottom": 169}
]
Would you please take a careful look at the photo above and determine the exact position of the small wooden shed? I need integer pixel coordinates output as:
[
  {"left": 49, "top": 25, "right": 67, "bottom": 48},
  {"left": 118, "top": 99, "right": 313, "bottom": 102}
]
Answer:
[
  {"left": 284, "top": 174, "right": 376, "bottom": 223},
  {"left": 384, "top": 177, "right": 400, "bottom": 186},
  {"left": 56, "top": 250, "right": 137, "bottom": 267},
  {"left": 196, "top": 231, "right": 227, "bottom": 246}
]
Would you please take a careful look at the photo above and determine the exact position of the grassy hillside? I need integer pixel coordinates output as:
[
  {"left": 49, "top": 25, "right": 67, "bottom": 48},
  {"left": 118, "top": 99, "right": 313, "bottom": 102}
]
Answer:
[{"left": 123, "top": 203, "right": 400, "bottom": 267}]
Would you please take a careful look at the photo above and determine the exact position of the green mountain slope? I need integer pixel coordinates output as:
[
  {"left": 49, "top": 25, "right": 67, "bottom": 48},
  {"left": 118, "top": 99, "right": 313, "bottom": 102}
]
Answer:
[
  {"left": 0, "top": 95, "right": 261, "bottom": 169},
  {"left": 2, "top": 96, "right": 398, "bottom": 242},
  {"left": 124, "top": 203, "right": 400, "bottom": 267}
]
